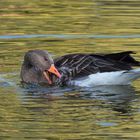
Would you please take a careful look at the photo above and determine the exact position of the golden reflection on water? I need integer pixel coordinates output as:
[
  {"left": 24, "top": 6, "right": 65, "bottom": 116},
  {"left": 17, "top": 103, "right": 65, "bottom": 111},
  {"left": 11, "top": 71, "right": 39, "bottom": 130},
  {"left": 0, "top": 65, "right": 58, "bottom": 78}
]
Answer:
[
  {"left": 0, "top": 85, "right": 140, "bottom": 139},
  {"left": 0, "top": 0, "right": 140, "bottom": 139}
]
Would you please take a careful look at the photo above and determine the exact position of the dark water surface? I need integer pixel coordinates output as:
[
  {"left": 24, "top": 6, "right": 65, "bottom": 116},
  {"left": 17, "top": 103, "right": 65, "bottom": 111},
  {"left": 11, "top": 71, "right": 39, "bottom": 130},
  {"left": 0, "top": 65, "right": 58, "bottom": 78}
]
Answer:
[{"left": 0, "top": 0, "right": 140, "bottom": 139}]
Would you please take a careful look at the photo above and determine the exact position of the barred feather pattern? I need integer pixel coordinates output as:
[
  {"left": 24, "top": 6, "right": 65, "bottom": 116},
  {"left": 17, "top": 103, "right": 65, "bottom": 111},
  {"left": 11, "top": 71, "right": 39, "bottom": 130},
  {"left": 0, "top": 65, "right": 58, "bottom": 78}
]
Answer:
[
  {"left": 54, "top": 51, "right": 140, "bottom": 86},
  {"left": 55, "top": 55, "right": 113, "bottom": 85}
]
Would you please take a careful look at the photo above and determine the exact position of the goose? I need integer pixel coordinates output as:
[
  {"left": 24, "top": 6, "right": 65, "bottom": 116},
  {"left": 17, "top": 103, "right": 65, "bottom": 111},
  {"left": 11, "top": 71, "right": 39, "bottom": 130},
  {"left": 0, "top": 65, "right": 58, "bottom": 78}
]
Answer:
[{"left": 20, "top": 50, "right": 140, "bottom": 87}]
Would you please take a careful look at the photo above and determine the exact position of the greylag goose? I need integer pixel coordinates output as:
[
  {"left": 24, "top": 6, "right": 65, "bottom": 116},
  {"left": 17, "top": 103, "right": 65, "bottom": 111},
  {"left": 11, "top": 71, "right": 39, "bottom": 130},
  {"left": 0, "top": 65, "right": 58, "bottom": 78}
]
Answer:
[{"left": 20, "top": 50, "right": 140, "bottom": 87}]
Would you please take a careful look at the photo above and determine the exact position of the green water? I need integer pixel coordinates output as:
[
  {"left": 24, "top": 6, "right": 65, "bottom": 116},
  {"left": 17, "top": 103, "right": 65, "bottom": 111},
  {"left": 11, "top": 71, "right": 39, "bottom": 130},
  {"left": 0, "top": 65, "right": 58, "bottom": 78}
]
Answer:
[{"left": 0, "top": 0, "right": 140, "bottom": 139}]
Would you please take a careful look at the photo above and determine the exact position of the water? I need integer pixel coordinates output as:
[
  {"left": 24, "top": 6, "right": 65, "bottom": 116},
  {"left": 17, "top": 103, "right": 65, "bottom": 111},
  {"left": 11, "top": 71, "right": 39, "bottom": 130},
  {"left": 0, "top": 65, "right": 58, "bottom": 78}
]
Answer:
[{"left": 0, "top": 0, "right": 140, "bottom": 139}]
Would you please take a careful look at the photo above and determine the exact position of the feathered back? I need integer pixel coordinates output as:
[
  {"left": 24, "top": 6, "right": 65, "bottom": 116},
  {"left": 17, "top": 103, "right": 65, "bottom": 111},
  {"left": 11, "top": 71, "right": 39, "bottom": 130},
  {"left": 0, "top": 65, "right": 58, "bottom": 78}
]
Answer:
[{"left": 55, "top": 51, "right": 140, "bottom": 79}]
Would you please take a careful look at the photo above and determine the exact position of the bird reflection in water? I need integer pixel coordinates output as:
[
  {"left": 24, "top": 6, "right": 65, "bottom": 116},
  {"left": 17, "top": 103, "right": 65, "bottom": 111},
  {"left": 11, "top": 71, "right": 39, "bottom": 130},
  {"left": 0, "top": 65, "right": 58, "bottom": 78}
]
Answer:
[{"left": 21, "top": 84, "right": 137, "bottom": 115}]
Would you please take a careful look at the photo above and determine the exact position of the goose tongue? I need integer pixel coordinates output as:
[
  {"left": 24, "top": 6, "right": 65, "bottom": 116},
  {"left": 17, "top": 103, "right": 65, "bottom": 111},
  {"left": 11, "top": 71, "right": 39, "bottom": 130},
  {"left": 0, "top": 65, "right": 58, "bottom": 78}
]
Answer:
[{"left": 43, "top": 64, "right": 61, "bottom": 84}]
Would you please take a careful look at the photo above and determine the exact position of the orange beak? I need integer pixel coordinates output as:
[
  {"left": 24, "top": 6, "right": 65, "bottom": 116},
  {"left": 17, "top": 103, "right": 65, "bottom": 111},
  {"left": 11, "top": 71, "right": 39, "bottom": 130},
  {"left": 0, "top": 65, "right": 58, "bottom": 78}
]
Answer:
[
  {"left": 43, "top": 64, "right": 61, "bottom": 85},
  {"left": 48, "top": 64, "right": 61, "bottom": 78}
]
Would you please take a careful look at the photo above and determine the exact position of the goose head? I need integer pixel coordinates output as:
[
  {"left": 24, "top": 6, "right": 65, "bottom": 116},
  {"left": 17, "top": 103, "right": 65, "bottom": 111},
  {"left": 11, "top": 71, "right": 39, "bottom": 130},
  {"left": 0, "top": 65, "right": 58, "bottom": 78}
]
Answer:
[{"left": 20, "top": 50, "right": 61, "bottom": 84}]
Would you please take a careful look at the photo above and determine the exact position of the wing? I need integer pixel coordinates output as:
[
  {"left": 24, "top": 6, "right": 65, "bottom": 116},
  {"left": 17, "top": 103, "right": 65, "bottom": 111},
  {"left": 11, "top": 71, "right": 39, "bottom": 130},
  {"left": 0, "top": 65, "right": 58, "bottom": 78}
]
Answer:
[
  {"left": 103, "top": 51, "right": 140, "bottom": 66},
  {"left": 55, "top": 51, "right": 140, "bottom": 79}
]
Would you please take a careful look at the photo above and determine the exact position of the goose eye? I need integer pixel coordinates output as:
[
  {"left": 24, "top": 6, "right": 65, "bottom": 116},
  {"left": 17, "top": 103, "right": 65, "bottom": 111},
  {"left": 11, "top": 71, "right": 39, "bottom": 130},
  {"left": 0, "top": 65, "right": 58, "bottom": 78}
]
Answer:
[
  {"left": 28, "top": 63, "right": 33, "bottom": 68},
  {"left": 44, "top": 58, "right": 48, "bottom": 61}
]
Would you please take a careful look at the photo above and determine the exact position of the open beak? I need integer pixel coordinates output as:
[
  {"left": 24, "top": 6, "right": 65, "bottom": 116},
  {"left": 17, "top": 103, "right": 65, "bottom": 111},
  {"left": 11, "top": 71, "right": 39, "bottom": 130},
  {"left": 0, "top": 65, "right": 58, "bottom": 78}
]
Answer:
[
  {"left": 43, "top": 64, "right": 61, "bottom": 85},
  {"left": 48, "top": 64, "right": 61, "bottom": 78}
]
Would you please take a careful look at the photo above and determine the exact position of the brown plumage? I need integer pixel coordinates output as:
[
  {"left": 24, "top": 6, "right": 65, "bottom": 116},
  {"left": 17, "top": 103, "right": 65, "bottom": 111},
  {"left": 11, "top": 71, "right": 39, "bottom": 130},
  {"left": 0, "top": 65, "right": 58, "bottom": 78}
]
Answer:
[{"left": 20, "top": 50, "right": 140, "bottom": 86}]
